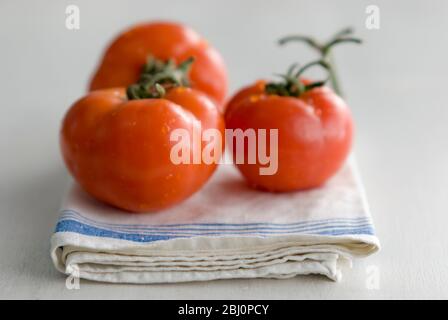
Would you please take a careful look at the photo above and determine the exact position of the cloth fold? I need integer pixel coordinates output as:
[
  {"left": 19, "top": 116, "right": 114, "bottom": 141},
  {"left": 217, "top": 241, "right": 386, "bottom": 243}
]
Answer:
[{"left": 50, "top": 158, "right": 379, "bottom": 283}]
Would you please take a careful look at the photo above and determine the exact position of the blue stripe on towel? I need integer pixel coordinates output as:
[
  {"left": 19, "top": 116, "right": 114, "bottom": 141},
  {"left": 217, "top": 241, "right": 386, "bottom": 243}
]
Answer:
[
  {"left": 59, "top": 216, "right": 373, "bottom": 236},
  {"left": 60, "top": 209, "right": 372, "bottom": 231},
  {"left": 56, "top": 219, "right": 174, "bottom": 242},
  {"left": 55, "top": 218, "right": 375, "bottom": 243}
]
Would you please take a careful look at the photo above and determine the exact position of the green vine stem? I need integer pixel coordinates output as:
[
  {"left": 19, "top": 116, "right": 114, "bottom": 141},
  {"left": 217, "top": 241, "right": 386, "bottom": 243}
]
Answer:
[
  {"left": 127, "top": 56, "right": 194, "bottom": 100},
  {"left": 265, "top": 60, "right": 330, "bottom": 97},
  {"left": 278, "top": 27, "right": 362, "bottom": 97}
]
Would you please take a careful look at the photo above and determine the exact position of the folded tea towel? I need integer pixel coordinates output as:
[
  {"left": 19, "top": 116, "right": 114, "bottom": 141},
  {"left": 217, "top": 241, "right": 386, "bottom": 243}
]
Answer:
[{"left": 50, "top": 157, "right": 380, "bottom": 283}]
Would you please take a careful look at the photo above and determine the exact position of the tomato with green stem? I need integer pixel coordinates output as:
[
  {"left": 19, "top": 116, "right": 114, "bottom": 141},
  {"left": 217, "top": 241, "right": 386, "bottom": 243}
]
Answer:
[
  {"left": 62, "top": 58, "right": 224, "bottom": 212},
  {"left": 225, "top": 60, "right": 354, "bottom": 192},
  {"left": 89, "top": 21, "right": 228, "bottom": 109}
]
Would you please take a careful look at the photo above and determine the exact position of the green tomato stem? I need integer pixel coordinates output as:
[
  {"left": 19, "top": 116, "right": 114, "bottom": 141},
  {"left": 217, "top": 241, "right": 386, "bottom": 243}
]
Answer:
[
  {"left": 126, "top": 56, "right": 194, "bottom": 100},
  {"left": 278, "top": 27, "right": 362, "bottom": 97}
]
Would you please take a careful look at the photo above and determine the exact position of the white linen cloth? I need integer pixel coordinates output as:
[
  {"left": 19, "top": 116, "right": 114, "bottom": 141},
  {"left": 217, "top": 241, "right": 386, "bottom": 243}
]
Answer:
[{"left": 50, "top": 158, "right": 379, "bottom": 283}]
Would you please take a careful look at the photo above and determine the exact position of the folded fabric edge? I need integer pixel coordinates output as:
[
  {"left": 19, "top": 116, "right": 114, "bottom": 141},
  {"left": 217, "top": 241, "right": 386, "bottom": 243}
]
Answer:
[
  {"left": 67, "top": 259, "right": 343, "bottom": 284},
  {"left": 51, "top": 231, "right": 379, "bottom": 258},
  {"left": 50, "top": 231, "right": 379, "bottom": 283}
]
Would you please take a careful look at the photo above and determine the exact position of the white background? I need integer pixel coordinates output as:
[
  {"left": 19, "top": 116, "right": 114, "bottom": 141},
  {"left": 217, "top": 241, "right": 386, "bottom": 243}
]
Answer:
[{"left": 1, "top": 0, "right": 447, "bottom": 299}]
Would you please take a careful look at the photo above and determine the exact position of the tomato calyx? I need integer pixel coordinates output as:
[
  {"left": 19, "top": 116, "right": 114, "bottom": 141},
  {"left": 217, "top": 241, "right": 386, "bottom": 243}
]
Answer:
[
  {"left": 126, "top": 56, "right": 194, "bottom": 100},
  {"left": 265, "top": 60, "right": 330, "bottom": 97},
  {"left": 278, "top": 27, "right": 362, "bottom": 97}
]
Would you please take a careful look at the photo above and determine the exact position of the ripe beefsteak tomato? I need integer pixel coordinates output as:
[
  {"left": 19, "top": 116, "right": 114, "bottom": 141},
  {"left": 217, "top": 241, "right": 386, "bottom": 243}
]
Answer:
[
  {"left": 61, "top": 58, "right": 224, "bottom": 212},
  {"left": 225, "top": 62, "right": 353, "bottom": 192},
  {"left": 89, "top": 21, "right": 228, "bottom": 109}
]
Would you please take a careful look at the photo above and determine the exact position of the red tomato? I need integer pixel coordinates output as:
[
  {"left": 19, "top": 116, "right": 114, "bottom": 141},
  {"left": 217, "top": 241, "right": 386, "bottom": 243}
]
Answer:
[
  {"left": 89, "top": 21, "right": 228, "bottom": 109},
  {"left": 225, "top": 80, "right": 353, "bottom": 191},
  {"left": 61, "top": 87, "right": 224, "bottom": 212}
]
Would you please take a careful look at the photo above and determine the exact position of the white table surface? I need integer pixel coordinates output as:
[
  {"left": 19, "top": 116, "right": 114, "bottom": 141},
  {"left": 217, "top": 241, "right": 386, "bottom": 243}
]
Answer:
[{"left": 1, "top": 0, "right": 447, "bottom": 299}]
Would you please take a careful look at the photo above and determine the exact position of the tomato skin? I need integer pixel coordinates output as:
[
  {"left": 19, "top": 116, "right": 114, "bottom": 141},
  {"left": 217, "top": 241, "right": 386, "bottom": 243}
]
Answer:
[
  {"left": 225, "top": 80, "right": 266, "bottom": 120},
  {"left": 61, "top": 87, "right": 224, "bottom": 212},
  {"left": 89, "top": 22, "right": 228, "bottom": 109},
  {"left": 225, "top": 85, "right": 353, "bottom": 191}
]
